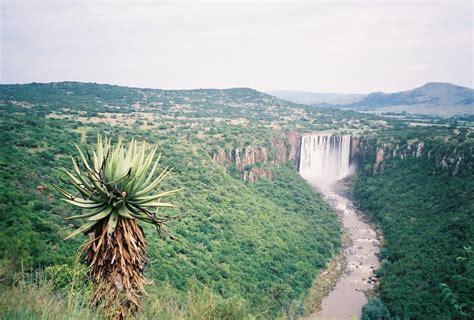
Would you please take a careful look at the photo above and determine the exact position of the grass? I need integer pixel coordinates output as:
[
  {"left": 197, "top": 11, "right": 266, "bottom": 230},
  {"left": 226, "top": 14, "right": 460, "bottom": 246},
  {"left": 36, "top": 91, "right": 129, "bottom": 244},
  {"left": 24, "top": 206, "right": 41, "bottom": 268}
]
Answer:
[
  {"left": 0, "top": 280, "right": 256, "bottom": 320},
  {"left": 0, "top": 261, "right": 260, "bottom": 320}
]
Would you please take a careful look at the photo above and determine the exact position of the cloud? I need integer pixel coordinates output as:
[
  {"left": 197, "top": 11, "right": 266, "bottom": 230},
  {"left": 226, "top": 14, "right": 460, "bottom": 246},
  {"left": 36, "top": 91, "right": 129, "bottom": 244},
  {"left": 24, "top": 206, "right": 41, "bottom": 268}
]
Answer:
[{"left": 1, "top": 1, "right": 472, "bottom": 92}]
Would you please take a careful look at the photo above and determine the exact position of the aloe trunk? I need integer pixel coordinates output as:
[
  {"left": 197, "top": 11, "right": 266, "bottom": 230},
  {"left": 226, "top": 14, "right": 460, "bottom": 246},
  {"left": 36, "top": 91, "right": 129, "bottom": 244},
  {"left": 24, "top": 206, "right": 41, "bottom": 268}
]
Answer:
[{"left": 86, "top": 218, "right": 146, "bottom": 318}]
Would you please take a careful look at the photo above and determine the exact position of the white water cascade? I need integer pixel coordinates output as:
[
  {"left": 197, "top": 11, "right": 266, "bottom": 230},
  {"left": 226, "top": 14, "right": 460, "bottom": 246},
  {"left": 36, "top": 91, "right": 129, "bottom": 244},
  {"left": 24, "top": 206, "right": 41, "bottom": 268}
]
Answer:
[{"left": 299, "top": 134, "right": 353, "bottom": 187}]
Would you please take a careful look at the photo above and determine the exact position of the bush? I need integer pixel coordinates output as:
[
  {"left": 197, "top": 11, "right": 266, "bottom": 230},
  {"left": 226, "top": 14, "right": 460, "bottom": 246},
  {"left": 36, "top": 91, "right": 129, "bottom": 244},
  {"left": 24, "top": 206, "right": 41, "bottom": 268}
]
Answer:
[
  {"left": 44, "top": 263, "right": 89, "bottom": 291},
  {"left": 361, "top": 298, "right": 390, "bottom": 320}
]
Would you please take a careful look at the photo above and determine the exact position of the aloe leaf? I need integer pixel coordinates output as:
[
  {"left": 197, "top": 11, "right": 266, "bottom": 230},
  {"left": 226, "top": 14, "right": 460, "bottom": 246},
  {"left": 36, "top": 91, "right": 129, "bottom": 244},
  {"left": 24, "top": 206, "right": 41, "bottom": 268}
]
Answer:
[
  {"left": 87, "top": 172, "right": 109, "bottom": 197},
  {"left": 131, "top": 189, "right": 182, "bottom": 204},
  {"left": 130, "top": 141, "right": 145, "bottom": 177},
  {"left": 61, "top": 170, "right": 94, "bottom": 198},
  {"left": 69, "top": 180, "right": 95, "bottom": 199},
  {"left": 75, "top": 144, "right": 93, "bottom": 172},
  {"left": 144, "top": 153, "right": 161, "bottom": 186},
  {"left": 110, "top": 139, "right": 123, "bottom": 179},
  {"left": 62, "top": 198, "right": 103, "bottom": 208},
  {"left": 52, "top": 184, "right": 76, "bottom": 199},
  {"left": 126, "top": 205, "right": 152, "bottom": 222},
  {"left": 132, "top": 146, "right": 157, "bottom": 194},
  {"left": 106, "top": 169, "right": 131, "bottom": 187},
  {"left": 64, "top": 220, "right": 99, "bottom": 240},
  {"left": 70, "top": 156, "right": 93, "bottom": 189},
  {"left": 107, "top": 212, "right": 119, "bottom": 236},
  {"left": 94, "top": 150, "right": 104, "bottom": 173},
  {"left": 124, "top": 139, "right": 135, "bottom": 165},
  {"left": 54, "top": 183, "right": 96, "bottom": 203},
  {"left": 64, "top": 205, "right": 109, "bottom": 220},
  {"left": 62, "top": 168, "right": 82, "bottom": 185},
  {"left": 96, "top": 134, "right": 103, "bottom": 161},
  {"left": 87, "top": 206, "right": 114, "bottom": 221},
  {"left": 139, "top": 201, "right": 176, "bottom": 208},
  {"left": 135, "top": 167, "right": 172, "bottom": 197},
  {"left": 117, "top": 205, "right": 134, "bottom": 219}
]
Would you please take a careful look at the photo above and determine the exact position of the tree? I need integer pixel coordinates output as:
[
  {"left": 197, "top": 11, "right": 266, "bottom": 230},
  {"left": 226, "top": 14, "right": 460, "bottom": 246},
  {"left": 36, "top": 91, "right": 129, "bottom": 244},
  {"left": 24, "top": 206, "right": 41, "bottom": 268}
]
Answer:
[
  {"left": 54, "top": 135, "right": 180, "bottom": 319},
  {"left": 361, "top": 298, "right": 390, "bottom": 320}
]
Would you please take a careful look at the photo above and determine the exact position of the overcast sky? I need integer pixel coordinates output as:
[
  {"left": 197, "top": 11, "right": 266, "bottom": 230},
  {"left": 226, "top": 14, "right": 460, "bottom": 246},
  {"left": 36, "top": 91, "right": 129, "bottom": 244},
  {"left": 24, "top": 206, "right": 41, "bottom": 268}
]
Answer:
[{"left": 1, "top": 1, "right": 472, "bottom": 93}]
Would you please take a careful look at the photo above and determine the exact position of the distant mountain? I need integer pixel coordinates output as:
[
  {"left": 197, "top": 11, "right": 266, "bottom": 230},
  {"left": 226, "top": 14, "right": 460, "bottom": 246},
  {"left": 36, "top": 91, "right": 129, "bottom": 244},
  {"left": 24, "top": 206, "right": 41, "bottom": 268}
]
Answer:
[
  {"left": 269, "top": 82, "right": 474, "bottom": 116},
  {"left": 267, "top": 90, "right": 367, "bottom": 105}
]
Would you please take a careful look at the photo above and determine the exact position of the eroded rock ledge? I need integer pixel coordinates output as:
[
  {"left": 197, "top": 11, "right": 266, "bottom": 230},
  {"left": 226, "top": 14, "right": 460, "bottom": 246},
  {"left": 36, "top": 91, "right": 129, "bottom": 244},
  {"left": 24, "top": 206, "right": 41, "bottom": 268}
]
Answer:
[
  {"left": 211, "top": 131, "right": 467, "bottom": 182},
  {"left": 211, "top": 132, "right": 300, "bottom": 182}
]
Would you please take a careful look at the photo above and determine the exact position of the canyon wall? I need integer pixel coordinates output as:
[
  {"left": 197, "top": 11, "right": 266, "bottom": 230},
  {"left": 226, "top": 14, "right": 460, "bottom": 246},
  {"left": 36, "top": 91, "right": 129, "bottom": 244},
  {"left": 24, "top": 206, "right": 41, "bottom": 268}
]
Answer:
[
  {"left": 212, "top": 130, "right": 467, "bottom": 183},
  {"left": 354, "top": 138, "right": 467, "bottom": 176},
  {"left": 211, "top": 132, "right": 301, "bottom": 182},
  {"left": 297, "top": 133, "right": 466, "bottom": 186}
]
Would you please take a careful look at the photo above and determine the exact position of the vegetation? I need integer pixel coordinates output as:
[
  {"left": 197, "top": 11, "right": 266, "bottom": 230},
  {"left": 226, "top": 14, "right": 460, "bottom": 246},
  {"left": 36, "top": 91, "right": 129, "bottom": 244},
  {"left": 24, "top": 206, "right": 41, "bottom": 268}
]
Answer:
[
  {"left": 0, "top": 82, "right": 343, "bottom": 318},
  {"left": 1, "top": 82, "right": 473, "bottom": 318},
  {"left": 361, "top": 298, "right": 390, "bottom": 320},
  {"left": 0, "top": 264, "right": 255, "bottom": 320},
  {"left": 55, "top": 136, "right": 180, "bottom": 318},
  {"left": 353, "top": 136, "right": 474, "bottom": 319}
]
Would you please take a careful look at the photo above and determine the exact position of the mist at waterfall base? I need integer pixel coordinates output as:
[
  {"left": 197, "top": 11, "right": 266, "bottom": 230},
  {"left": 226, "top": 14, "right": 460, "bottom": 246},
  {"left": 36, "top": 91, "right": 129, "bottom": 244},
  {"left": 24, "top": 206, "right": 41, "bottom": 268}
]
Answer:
[{"left": 299, "top": 134, "right": 356, "bottom": 188}]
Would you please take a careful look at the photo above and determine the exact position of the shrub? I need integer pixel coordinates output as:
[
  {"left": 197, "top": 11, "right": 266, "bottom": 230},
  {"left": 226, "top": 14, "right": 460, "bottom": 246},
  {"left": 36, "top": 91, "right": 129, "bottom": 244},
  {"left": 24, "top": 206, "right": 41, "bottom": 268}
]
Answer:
[{"left": 361, "top": 298, "right": 390, "bottom": 320}]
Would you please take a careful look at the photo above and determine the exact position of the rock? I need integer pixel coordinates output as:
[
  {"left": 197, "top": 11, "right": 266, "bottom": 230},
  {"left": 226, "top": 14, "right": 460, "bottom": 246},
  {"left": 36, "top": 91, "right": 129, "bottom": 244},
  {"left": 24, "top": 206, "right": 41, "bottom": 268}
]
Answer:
[
  {"left": 416, "top": 142, "right": 424, "bottom": 158},
  {"left": 453, "top": 157, "right": 462, "bottom": 176},
  {"left": 36, "top": 183, "right": 46, "bottom": 193},
  {"left": 286, "top": 132, "right": 301, "bottom": 163},
  {"left": 242, "top": 168, "right": 272, "bottom": 183},
  {"left": 211, "top": 134, "right": 299, "bottom": 183}
]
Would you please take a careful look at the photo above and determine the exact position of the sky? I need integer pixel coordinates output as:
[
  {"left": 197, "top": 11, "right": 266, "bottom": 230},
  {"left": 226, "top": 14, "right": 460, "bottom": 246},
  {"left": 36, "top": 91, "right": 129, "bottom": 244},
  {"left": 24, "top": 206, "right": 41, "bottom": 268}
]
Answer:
[{"left": 1, "top": 1, "right": 472, "bottom": 93}]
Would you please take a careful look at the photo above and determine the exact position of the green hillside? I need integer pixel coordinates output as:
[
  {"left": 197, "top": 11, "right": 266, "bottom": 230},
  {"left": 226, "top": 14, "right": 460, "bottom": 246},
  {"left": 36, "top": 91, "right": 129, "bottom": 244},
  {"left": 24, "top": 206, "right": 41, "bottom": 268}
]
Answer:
[
  {"left": 1, "top": 82, "right": 473, "bottom": 319},
  {"left": 354, "top": 132, "right": 474, "bottom": 319},
  {"left": 0, "top": 83, "right": 344, "bottom": 318}
]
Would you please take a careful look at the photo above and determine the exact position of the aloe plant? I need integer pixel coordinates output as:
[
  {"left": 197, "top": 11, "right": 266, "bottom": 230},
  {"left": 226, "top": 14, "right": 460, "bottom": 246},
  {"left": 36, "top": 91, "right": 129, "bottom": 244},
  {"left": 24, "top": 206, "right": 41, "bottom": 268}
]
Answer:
[{"left": 54, "top": 135, "right": 180, "bottom": 319}]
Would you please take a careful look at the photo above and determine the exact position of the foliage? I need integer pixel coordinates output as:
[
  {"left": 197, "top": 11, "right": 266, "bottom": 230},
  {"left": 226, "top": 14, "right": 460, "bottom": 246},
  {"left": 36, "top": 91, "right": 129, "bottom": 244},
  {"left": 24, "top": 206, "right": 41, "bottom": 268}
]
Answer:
[
  {"left": 0, "top": 96, "right": 340, "bottom": 317},
  {"left": 353, "top": 139, "right": 474, "bottom": 319},
  {"left": 0, "top": 267, "right": 256, "bottom": 320},
  {"left": 55, "top": 135, "right": 179, "bottom": 239},
  {"left": 3, "top": 81, "right": 471, "bottom": 318},
  {"left": 361, "top": 298, "right": 390, "bottom": 320}
]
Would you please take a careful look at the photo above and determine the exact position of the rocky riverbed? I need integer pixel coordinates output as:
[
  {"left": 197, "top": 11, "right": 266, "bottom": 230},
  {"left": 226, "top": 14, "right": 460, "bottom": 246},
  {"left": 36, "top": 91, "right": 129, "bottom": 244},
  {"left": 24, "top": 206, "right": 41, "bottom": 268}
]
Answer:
[{"left": 307, "top": 181, "right": 381, "bottom": 320}]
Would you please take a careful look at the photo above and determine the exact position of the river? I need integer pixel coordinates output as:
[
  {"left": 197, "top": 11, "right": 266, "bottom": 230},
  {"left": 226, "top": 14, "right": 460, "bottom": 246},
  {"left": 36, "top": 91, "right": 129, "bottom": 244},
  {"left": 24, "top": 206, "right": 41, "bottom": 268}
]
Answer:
[{"left": 307, "top": 181, "right": 381, "bottom": 320}]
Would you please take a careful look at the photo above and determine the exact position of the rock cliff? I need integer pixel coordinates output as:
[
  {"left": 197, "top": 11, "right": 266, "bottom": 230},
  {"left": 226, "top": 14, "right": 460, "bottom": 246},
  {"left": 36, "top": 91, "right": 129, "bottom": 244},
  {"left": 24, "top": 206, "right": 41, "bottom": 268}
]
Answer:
[
  {"left": 213, "top": 130, "right": 468, "bottom": 182},
  {"left": 211, "top": 132, "right": 301, "bottom": 182},
  {"left": 355, "top": 138, "right": 467, "bottom": 176}
]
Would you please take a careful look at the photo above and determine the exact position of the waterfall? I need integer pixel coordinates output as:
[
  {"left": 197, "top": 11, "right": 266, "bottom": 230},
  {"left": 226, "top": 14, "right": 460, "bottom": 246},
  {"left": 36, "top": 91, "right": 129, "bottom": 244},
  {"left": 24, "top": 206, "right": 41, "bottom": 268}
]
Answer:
[{"left": 299, "top": 134, "right": 353, "bottom": 187}]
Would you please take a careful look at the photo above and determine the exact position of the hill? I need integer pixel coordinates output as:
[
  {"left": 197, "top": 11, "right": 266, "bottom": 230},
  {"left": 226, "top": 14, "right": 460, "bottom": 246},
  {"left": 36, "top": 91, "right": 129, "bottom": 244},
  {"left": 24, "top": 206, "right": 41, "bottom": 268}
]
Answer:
[
  {"left": 1, "top": 82, "right": 473, "bottom": 319},
  {"left": 270, "top": 82, "right": 474, "bottom": 116},
  {"left": 0, "top": 81, "right": 347, "bottom": 317},
  {"left": 267, "top": 90, "right": 366, "bottom": 106}
]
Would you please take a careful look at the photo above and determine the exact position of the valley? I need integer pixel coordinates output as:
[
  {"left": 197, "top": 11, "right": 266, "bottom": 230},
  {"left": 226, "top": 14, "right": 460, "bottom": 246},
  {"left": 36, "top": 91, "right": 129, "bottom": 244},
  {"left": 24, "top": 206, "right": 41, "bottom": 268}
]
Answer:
[
  {"left": 0, "top": 82, "right": 473, "bottom": 319},
  {"left": 298, "top": 133, "right": 380, "bottom": 319},
  {"left": 309, "top": 183, "right": 380, "bottom": 320}
]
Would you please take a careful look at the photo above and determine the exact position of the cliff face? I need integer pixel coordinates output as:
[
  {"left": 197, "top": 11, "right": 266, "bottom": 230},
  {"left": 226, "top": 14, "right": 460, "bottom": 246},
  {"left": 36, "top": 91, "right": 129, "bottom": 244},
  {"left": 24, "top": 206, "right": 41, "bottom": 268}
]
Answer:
[
  {"left": 211, "top": 132, "right": 301, "bottom": 182},
  {"left": 287, "top": 132, "right": 301, "bottom": 165},
  {"left": 354, "top": 138, "right": 466, "bottom": 176},
  {"left": 213, "top": 131, "right": 468, "bottom": 182}
]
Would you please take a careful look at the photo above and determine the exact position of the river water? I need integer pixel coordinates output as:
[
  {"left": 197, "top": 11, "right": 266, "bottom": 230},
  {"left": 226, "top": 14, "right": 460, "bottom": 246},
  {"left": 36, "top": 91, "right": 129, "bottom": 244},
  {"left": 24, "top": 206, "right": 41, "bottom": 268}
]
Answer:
[{"left": 307, "top": 182, "right": 381, "bottom": 320}]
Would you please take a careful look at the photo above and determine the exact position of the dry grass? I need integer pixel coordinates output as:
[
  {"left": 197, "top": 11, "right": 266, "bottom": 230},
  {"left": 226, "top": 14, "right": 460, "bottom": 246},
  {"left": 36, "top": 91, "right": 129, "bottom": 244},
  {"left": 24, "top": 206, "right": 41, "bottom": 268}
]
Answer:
[{"left": 0, "top": 266, "right": 256, "bottom": 320}]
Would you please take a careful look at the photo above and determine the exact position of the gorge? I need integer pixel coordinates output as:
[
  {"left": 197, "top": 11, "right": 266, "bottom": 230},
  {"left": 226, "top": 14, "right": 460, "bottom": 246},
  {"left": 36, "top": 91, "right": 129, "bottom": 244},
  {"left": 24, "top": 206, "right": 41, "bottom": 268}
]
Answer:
[
  {"left": 298, "top": 134, "right": 381, "bottom": 319},
  {"left": 2, "top": 82, "right": 472, "bottom": 319}
]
